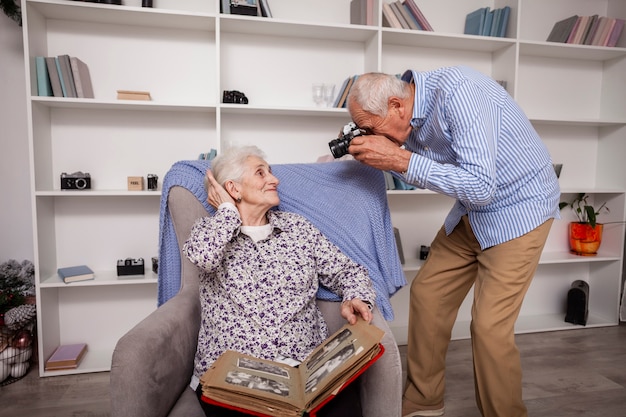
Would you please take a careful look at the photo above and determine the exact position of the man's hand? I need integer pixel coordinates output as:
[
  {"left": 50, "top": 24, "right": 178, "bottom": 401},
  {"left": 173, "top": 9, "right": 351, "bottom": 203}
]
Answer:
[
  {"left": 341, "top": 298, "right": 373, "bottom": 324},
  {"left": 348, "top": 135, "right": 411, "bottom": 173},
  {"left": 205, "top": 169, "right": 236, "bottom": 209}
]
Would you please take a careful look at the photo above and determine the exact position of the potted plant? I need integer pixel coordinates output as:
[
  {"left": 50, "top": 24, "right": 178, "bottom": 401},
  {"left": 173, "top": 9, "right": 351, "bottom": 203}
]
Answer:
[{"left": 559, "top": 193, "right": 609, "bottom": 256}]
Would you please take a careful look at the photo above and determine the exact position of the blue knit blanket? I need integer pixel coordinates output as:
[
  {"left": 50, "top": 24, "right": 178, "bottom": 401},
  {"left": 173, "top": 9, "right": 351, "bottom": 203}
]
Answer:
[{"left": 157, "top": 159, "right": 406, "bottom": 320}]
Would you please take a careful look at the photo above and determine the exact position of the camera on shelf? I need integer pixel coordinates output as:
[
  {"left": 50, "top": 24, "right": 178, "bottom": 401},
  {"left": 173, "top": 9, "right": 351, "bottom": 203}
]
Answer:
[
  {"left": 60, "top": 172, "right": 91, "bottom": 190},
  {"left": 328, "top": 122, "right": 366, "bottom": 159},
  {"left": 222, "top": 90, "right": 249, "bottom": 104},
  {"left": 116, "top": 258, "right": 145, "bottom": 276},
  {"left": 147, "top": 174, "right": 158, "bottom": 191}
]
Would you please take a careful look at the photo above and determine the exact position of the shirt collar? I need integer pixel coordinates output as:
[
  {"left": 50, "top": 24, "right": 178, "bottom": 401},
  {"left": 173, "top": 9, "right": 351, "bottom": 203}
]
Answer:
[{"left": 401, "top": 69, "right": 426, "bottom": 128}]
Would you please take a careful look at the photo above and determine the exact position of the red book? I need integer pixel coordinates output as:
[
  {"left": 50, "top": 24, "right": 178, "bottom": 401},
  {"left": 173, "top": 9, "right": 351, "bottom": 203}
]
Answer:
[{"left": 606, "top": 18, "right": 625, "bottom": 47}]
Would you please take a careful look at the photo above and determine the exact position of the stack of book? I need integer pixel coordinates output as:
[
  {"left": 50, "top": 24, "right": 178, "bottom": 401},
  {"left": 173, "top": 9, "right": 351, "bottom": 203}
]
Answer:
[
  {"left": 546, "top": 15, "right": 625, "bottom": 47},
  {"left": 35, "top": 55, "right": 94, "bottom": 99},
  {"left": 382, "top": 0, "right": 433, "bottom": 31},
  {"left": 464, "top": 6, "right": 511, "bottom": 38}
]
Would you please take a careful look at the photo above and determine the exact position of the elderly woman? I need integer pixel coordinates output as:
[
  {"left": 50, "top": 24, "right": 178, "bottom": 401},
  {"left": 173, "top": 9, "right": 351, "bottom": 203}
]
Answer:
[{"left": 183, "top": 145, "right": 376, "bottom": 417}]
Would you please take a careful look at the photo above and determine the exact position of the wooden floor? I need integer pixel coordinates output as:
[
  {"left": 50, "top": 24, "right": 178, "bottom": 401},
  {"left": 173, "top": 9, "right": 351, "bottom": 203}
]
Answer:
[{"left": 1, "top": 324, "right": 625, "bottom": 417}]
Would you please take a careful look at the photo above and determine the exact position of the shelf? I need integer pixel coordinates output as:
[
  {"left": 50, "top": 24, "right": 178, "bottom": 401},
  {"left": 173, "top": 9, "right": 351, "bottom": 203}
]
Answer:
[
  {"left": 529, "top": 117, "right": 626, "bottom": 127},
  {"left": 27, "top": 0, "right": 216, "bottom": 30},
  {"left": 519, "top": 40, "right": 626, "bottom": 61},
  {"left": 382, "top": 29, "right": 515, "bottom": 52},
  {"left": 220, "top": 14, "right": 377, "bottom": 42},
  {"left": 40, "top": 270, "right": 157, "bottom": 288},
  {"left": 35, "top": 190, "right": 163, "bottom": 197},
  {"left": 30, "top": 96, "right": 216, "bottom": 112},
  {"left": 219, "top": 104, "right": 349, "bottom": 118}
]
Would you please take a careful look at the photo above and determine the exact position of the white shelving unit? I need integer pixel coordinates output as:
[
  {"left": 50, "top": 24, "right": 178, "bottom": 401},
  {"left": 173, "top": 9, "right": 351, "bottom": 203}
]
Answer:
[{"left": 21, "top": 0, "right": 626, "bottom": 374}]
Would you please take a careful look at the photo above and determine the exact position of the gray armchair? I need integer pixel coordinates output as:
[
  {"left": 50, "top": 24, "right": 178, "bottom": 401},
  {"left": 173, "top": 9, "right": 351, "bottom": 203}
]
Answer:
[{"left": 110, "top": 163, "right": 404, "bottom": 417}]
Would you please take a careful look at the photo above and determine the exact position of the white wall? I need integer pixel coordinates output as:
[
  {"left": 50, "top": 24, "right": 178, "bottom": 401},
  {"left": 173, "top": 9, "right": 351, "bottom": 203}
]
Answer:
[{"left": 0, "top": 13, "right": 33, "bottom": 261}]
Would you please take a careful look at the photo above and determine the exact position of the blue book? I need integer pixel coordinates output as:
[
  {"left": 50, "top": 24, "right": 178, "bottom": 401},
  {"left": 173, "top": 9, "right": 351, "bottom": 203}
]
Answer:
[
  {"left": 464, "top": 7, "right": 487, "bottom": 36},
  {"left": 35, "top": 56, "right": 52, "bottom": 96},
  {"left": 482, "top": 9, "right": 494, "bottom": 36},
  {"left": 498, "top": 6, "right": 511, "bottom": 38},
  {"left": 57, "top": 265, "right": 95, "bottom": 283},
  {"left": 490, "top": 8, "right": 502, "bottom": 37}
]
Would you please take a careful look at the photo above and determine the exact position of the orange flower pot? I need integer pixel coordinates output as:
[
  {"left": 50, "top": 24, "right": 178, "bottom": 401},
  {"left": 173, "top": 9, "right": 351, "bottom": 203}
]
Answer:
[{"left": 569, "top": 222, "right": 603, "bottom": 256}]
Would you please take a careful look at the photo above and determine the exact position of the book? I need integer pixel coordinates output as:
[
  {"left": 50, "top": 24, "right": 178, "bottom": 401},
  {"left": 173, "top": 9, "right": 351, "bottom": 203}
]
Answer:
[
  {"left": 597, "top": 17, "right": 617, "bottom": 46},
  {"left": 570, "top": 15, "right": 592, "bottom": 44},
  {"left": 332, "top": 77, "right": 350, "bottom": 108},
  {"left": 583, "top": 15, "right": 601, "bottom": 45},
  {"left": 199, "top": 318, "right": 384, "bottom": 417},
  {"left": 590, "top": 16, "right": 610, "bottom": 45},
  {"left": 45, "top": 56, "right": 63, "bottom": 97},
  {"left": 403, "top": 0, "right": 433, "bottom": 31},
  {"left": 350, "top": 0, "right": 365, "bottom": 25},
  {"left": 69, "top": 57, "right": 94, "bottom": 99},
  {"left": 56, "top": 55, "right": 78, "bottom": 98},
  {"left": 606, "top": 18, "right": 625, "bottom": 47},
  {"left": 546, "top": 15, "right": 578, "bottom": 43},
  {"left": 490, "top": 8, "right": 501, "bottom": 37},
  {"left": 390, "top": 1, "right": 411, "bottom": 29},
  {"left": 579, "top": 15, "right": 598, "bottom": 45},
  {"left": 45, "top": 343, "right": 88, "bottom": 371},
  {"left": 57, "top": 265, "right": 95, "bottom": 283},
  {"left": 464, "top": 7, "right": 488, "bottom": 36},
  {"left": 481, "top": 9, "right": 494, "bottom": 36},
  {"left": 258, "top": 0, "right": 272, "bottom": 18},
  {"left": 565, "top": 16, "right": 582, "bottom": 43},
  {"left": 393, "top": 227, "right": 405, "bottom": 264},
  {"left": 35, "top": 56, "right": 52, "bottom": 97},
  {"left": 116, "top": 90, "right": 152, "bottom": 100},
  {"left": 382, "top": 3, "right": 402, "bottom": 29},
  {"left": 337, "top": 75, "right": 357, "bottom": 108},
  {"left": 396, "top": 1, "right": 420, "bottom": 30},
  {"left": 497, "top": 6, "right": 511, "bottom": 38}
]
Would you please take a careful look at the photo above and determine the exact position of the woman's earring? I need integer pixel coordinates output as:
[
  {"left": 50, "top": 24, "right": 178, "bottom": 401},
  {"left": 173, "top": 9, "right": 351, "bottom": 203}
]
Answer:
[{"left": 236, "top": 197, "right": 242, "bottom": 203}]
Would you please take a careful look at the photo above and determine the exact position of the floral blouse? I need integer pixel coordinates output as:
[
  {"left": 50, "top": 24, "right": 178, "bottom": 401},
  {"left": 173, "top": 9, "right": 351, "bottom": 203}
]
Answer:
[{"left": 183, "top": 206, "right": 375, "bottom": 381}]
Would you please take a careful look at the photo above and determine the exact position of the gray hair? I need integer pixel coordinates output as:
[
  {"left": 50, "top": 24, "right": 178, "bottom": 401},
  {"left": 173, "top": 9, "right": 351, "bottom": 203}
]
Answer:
[
  {"left": 210, "top": 145, "right": 267, "bottom": 186},
  {"left": 347, "top": 73, "right": 410, "bottom": 118}
]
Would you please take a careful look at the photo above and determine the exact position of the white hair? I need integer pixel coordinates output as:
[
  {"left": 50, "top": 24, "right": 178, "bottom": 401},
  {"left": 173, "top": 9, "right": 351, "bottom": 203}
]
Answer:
[
  {"left": 210, "top": 145, "right": 267, "bottom": 186},
  {"left": 347, "top": 73, "right": 410, "bottom": 117}
]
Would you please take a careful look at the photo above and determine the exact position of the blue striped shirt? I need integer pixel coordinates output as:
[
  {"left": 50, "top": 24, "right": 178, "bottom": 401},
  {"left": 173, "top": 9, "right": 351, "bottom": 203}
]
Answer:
[{"left": 400, "top": 66, "right": 560, "bottom": 249}]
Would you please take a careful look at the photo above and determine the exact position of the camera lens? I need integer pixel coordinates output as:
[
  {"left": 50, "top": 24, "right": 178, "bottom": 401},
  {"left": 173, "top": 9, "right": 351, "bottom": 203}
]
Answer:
[
  {"left": 75, "top": 178, "right": 87, "bottom": 189},
  {"left": 328, "top": 136, "right": 352, "bottom": 159}
]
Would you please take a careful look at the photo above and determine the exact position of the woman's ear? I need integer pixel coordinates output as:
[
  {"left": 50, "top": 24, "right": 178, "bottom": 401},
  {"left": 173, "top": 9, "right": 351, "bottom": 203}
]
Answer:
[{"left": 224, "top": 180, "right": 239, "bottom": 200}]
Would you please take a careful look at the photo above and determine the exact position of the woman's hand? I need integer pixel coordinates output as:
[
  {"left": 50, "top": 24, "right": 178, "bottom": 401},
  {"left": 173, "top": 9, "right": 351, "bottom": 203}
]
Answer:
[
  {"left": 341, "top": 299, "right": 373, "bottom": 324},
  {"left": 205, "top": 169, "right": 235, "bottom": 209}
]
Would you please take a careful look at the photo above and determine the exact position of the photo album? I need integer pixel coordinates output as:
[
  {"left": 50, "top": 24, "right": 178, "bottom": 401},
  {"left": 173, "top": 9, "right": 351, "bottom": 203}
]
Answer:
[{"left": 200, "top": 318, "right": 385, "bottom": 417}]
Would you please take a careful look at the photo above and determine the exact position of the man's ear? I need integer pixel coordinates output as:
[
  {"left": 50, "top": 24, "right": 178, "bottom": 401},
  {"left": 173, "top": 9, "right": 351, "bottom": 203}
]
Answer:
[{"left": 389, "top": 96, "right": 406, "bottom": 116}]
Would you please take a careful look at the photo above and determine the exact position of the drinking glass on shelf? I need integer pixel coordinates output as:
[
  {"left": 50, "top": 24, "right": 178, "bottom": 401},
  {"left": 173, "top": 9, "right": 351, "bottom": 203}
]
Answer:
[
  {"left": 323, "top": 84, "right": 336, "bottom": 107},
  {"left": 312, "top": 83, "right": 324, "bottom": 107}
]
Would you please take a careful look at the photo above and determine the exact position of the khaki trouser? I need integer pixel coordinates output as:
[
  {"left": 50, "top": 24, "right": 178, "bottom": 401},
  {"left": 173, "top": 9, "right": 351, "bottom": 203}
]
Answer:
[{"left": 403, "top": 216, "right": 553, "bottom": 417}]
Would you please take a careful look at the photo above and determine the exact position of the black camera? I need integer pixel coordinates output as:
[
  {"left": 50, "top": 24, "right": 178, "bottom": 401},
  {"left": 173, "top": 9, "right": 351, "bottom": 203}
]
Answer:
[
  {"left": 117, "top": 258, "right": 145, "bottom": 276},
  {"left": 147, "top": 174, "right": 158, "bottom": 191},
  {"left": 61, "top": 172, "right": 91, "bottom": 190},
  {"left": 328, "top": 122, "right": 366, "bottom": 159},
  {"left": 223, "top": 90, "right": 248, "bottom": 104}
]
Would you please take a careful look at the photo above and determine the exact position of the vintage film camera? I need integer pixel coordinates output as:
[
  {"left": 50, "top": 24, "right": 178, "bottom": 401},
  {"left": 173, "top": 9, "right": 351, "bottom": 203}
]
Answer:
[
  {"left": 328, "top": 122, "right": 366, "bottom": 159},
  {"left": 117, "top": 258, "right": 145, "bottom": 276},
  {"left": 60, "top": 172, "right": 91, "bottom": 190},
  {"left": 222, "top": 90, "right": 249, "bottom": 104},
  {"left": 147, "top": 174, "right": 158, "bottom": 191}
]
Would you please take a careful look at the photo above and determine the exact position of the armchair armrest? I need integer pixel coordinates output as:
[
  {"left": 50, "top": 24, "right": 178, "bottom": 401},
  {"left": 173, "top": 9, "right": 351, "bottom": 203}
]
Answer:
[{"left": 110, "top": 285, "right": 201, "bottom": 417}]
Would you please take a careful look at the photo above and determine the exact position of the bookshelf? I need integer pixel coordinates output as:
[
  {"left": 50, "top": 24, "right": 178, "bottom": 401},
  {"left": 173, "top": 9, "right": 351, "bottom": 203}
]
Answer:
[{"left": 21, "top": 0, "right": 626, "bottom": 374}]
